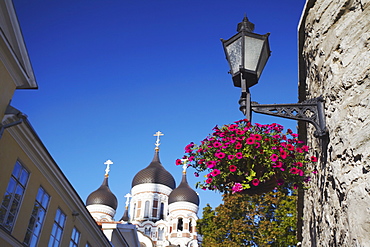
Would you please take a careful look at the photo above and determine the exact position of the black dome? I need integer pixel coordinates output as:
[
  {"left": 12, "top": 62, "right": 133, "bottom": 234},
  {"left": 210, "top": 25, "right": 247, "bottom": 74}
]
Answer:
[
  {"left": 168, "top": 173, "right": 199, "bottom": 206},
  {"left": 132, "top": 151, "right": 176, "bottom": 189},
  {"left": 86, "top": 176, "right": 118, "bottom": 210}
]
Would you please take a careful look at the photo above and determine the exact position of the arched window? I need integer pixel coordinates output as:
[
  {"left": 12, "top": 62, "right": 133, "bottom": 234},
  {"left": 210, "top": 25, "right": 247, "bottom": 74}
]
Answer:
[
  {"left": 144, "top": 201, "right": 150, "bottom": 218},
  {"left": 152, "top": 199, "right": 158, "bottom": 218},
  {"left": 144, "top": 227, "right": 151, "bottom": 236},
  {"left": 159, "top": 203, "right": 164, "bottom": 220},
  {"left": 189, "top": 219, "right": 193, "bottom": 233},
  {"left": 158, "top": 228, "right": 164, "bottom": 240},
  {"left": 133, "top": 203, "right": 136, "bottom": 220},
  {"left": 177, "top": 218, "right": 183, "bottom": 231}
]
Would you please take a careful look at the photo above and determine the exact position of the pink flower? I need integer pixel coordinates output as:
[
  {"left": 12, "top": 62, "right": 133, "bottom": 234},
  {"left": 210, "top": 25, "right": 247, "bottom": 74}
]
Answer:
[
  {"left": 211, "top": 169, "right": 221, "bottom": 177},
  {"left": 253, "top": 134, "right": 262, "bottom": 141},
  {"left": 290, "top": 167, "right": 299, "bottom": 174},
  {"left": 252, "top": 179, "right": 260, "bottom": 186},
  {"left": 293, "top": 184, "right": 298, "bottom": 189},
  {"left": 213, "top": 142, "right": 222, "bottom": 148},
  {"left": 235, "top": 142, "right": 242, "bottom": 149},
  {"left": 246, "top": 137, "right": 255, "bottom": 145},
  {"left": 236, "top": 130, "right": 245, "bottom": 135},
  {"left": 175, "top": 159, "right": 182, "bottom": 166},
  {"left": 206, "top": 177, "right": 213, "bottom": 184},
  {"left": 280, "top": 150, "right": 287, "bottom": 159},
  {"left": 215, "top": 152, "right": 226, "bottom": 159},
  {"left": 229, "top": 165, "right": 237, "bottom": 172},
  {"left": 296, "top": 162, "right": 303, "bottom": 167},
  {"left": 270, "top": 154, "right": 279, "bottom": 162},
  {"left": 286, "top": 144, "right": 294, "bottom": 151},
  {"left": 296, "top": 147, "right": 303, "bottom": 153},
  {"left": 228, "top": 155, "right": 235, "bottom": 160},
  {"left": 235, "top": 152, "right": 243, "bottom": 159},
  {"left": 206, "top": 161, "right": 216, "bottom": 169},
  {"left": 232, "top": 183, "right": 243, "bottom": 193},
  {"left": 298, "top": 169, "right": 304, "bottom": 176},
  {"left": 312, "top": 170, "right": 318, "bottom": 174},
  {"left": 188, "top": 156, "right": 194, "bottom": 161},
  {"left": 254, "top": 142, "right": 261, "bottom": 149},
  {"left": 194, "top": 172, "right": 199, "bottom": 177}
]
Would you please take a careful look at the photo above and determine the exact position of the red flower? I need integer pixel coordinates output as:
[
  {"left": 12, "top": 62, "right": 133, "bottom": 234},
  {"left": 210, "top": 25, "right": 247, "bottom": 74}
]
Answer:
[
  {"left": 228, "top": 155, "right": 235, "bottom": 160},
  {"left": 310, "top": 156, "right": 318, "bottom": 162},
  {"left": 175, "top": 159, "right": 182, "bottom": 166},
  {"left": 252, "top": 179, "right": 260, "bottom": 186},
  {"left": 280, "top": 150, "right": 287, "bottom": 159},
  {"left": 290, "top": 167, "right": 299, "bottom": 174},
  {"left": 213, "top": 142, "right": 222, "bottom": 148},
  {"left": 235, "top": 142, "right": 242, "bottom": 149},
  {"left": 206, "top": 177, "right": 213, "bottom": 184},
  {"left": 253, "top": 134, "right": 262, "bottom": 141},
  {"left": 286, "top": 144, "right": 294, "bottom": 151},
  {"left": 229, "top": 165, "right": 237, "bottom": 172}
]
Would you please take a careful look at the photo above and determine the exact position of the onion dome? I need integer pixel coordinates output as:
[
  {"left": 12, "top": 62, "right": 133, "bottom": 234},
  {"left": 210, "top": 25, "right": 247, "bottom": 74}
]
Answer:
[
  {"left": 120, "top": 207, "right": 129, "bottom": 222},
  {"left": 132, "top": 150, "right": 176, "bottom": 189},
  {"left": 86, "top": 176, "right": 118, "bottom": 210},
  {"left": 169, "top": 172, "right": 199, "bottom": 206}
]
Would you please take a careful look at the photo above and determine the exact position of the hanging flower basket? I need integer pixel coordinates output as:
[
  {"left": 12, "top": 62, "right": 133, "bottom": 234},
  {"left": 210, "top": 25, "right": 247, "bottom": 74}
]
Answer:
[{"left": 176, "top": 120, "right": 317, "bottom": 194}]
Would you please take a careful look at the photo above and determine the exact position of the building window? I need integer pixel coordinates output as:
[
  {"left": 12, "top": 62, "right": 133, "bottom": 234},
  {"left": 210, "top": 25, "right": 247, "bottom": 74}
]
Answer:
[
  {"left": 144, "top": 201, "right": 150, "bottom": 218},
  {"left": 48, "top": 208, "right": 66, "bottom": 247},
  {"left": 136, "top": 200, "right": 141, "bottom": 218},
  {"left": 85, "top": 243, "right": 91, "bottom": 247},
  {"left": 159, "top": 202, "right": 164, "bottom": 220},
  {"left": 144, "top": 227, "right": 151, "bottom": 236},
  {"left": 177, "top": 218, "right": 183, "bottom": 231},
  {"left": 0, "top": 161, "right": 29, "bottom": 231},
  {"left": 189, "top": 219, "right": 193, "bottom": 233},
  {"left": 24, "top": 187, "right": 50, "bottom": 246},
  {"left": 158, "top": 228, "right": 164, "bottom": 240},
  {"left": 152, "top": 199, "right": 158, "bottom": 218},
  {"left": 69, "top": 227, "right": 80, "bottom": 247}
]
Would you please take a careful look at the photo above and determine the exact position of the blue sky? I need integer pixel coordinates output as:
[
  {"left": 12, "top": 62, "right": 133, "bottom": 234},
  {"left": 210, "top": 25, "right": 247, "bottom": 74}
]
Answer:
[{"left": 12, "top": 0, "right": 306, "bottom": 218}]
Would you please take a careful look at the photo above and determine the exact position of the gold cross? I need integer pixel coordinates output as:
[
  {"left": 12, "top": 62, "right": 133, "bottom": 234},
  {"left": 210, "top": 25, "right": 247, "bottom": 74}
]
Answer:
[{"left": 153, "top": 131, "right": 164, "bottom": 150}]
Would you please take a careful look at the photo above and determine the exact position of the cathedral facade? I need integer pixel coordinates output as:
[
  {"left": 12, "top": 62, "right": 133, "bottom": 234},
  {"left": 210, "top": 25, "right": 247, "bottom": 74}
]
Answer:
[{"left": 86, "top": 133, "right": 200, "bottom": 247}]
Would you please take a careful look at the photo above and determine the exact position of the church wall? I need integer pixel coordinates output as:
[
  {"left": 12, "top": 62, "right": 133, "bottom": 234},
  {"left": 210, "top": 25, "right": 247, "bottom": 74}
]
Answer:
[{"left": 298, "top": 0, "right": 370, "bottom": 246}]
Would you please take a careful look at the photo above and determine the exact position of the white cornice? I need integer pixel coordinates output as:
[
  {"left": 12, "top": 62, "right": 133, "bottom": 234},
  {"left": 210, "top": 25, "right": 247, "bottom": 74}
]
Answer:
[{"left": 0, "top": 1, "right": 37, "bottom": 89}]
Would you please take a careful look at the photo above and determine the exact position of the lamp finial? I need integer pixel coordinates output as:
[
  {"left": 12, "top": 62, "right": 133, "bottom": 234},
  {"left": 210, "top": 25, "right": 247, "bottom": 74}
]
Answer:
[{"left": 237, "top": 16, "right": 255, "bottom": 32}]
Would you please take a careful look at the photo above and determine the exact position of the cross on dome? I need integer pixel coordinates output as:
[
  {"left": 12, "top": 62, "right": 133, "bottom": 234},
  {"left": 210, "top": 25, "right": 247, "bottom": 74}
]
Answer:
[
  {"left": 181, "top": 158, "right": 188, "bottom": 173},
  {"left": 153, "top": 131, "right": 164, "bottom": 151},
  {"left": 104, "top": 159, "right": 113, "bottom": 176},
  {"left": 124, "top": 193, "right": 131, "bottom": 208}
]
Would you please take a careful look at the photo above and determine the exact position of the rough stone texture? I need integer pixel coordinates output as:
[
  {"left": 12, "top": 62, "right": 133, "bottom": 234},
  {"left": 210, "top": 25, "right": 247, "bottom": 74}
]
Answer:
[{"left": 299, "top": 0, "right": 370, "bottom": 246}]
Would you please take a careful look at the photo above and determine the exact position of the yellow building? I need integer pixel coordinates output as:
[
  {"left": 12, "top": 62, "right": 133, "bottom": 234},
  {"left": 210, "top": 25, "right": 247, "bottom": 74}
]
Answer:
[{"left": 0, "top": 2, "right": 139, "bottom": 246}]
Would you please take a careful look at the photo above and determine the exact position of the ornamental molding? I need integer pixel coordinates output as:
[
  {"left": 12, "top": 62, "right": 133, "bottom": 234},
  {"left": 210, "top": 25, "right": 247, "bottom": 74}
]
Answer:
[
  {"left": 131, "top": 183, "right": 173, "bottom": 196},
  {"left": 87, "top": 204, "right": 116, "bottom": 217},
  {"left": 169, "top": 201, "right": 198, "bottom": 213}
]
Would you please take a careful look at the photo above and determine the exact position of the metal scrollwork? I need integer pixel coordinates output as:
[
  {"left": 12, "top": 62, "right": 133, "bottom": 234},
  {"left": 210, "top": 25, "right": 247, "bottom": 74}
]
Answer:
[{"left": 251, "top": 96, "right": 328, "bottom": 137}]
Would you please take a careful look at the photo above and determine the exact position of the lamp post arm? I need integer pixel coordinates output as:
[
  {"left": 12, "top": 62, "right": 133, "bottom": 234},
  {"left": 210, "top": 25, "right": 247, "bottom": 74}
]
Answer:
[{"left": 251, "top": 96, "right": 328, "bottom": 137}]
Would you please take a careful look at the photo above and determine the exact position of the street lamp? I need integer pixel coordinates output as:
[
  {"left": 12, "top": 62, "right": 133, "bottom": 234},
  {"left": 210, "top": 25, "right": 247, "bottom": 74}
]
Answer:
[{"left": 221, "top": 17, "right": 328, "bottom": 138}]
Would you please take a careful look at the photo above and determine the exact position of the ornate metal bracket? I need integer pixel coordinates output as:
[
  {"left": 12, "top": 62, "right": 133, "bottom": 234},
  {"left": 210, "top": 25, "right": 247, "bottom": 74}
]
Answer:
[{"left": 251, "top": 96, "right": 328, "bottom": 137}]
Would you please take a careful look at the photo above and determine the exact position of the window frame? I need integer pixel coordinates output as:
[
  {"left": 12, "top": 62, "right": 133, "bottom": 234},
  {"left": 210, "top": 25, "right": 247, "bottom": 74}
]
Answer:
[
  {"left": 23, "top": 186, "right": 50, "bottom": 246},
  {"left": 48, "top": 208, "right": 66, "bottom": 247},
  {"left": 0, "top": 161, "right": 30, "bottom": 232}
]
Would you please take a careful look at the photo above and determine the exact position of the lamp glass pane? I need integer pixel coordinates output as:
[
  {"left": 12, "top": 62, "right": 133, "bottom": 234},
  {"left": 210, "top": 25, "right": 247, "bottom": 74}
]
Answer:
[
  {"left": 256, "top": 43, "right": 270, "bottom": 77},
  {"left": 225, "top": 37, "right": 242, "bottom": 74},
  {"left": 243, "top": 35, "right": 264, "bottom": 72}
]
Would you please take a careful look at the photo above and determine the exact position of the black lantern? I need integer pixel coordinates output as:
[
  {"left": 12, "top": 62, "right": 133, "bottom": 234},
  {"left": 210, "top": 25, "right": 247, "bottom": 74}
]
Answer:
[
  {"left": 220, "top": 16, "right": 327, "bottom": 138},
  {"left": 221, "top": 17, "right": 271, "bottom": 88}
]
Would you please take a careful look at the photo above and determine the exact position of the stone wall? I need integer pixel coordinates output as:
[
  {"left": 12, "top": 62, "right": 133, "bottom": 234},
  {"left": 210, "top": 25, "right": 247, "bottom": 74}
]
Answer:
[{"left": 298, "top": 0, "right": 370, "bottom": 246}]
